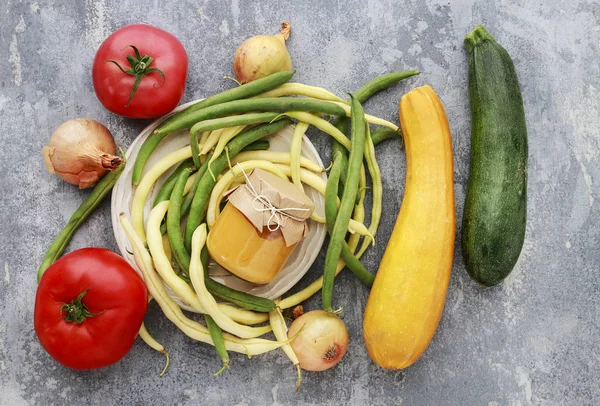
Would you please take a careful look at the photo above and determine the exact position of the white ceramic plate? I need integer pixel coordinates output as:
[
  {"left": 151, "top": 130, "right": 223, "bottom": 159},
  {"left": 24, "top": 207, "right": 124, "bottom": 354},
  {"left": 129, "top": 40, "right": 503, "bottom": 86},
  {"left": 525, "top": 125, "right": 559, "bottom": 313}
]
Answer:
[{"left": 111, "top": 100, "right": 327, "bottom": 309}]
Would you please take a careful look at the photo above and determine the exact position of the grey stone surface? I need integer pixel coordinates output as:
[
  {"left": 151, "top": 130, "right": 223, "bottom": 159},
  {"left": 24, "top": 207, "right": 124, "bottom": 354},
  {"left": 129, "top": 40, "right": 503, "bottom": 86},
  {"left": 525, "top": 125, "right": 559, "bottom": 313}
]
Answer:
[{"left": 1, "top": 0, "right": 599, "bottom": 404}]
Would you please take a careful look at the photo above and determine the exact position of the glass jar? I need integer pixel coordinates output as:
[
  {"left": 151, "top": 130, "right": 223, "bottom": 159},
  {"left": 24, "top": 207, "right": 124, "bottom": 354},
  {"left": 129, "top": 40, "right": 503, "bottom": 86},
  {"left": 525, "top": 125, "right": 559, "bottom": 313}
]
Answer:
[
  {"left": 206, "top": 168, "right": 314, "bottom": 285},
  {"left": 207, "top": 202, "right": 297, "bottom": 284}
]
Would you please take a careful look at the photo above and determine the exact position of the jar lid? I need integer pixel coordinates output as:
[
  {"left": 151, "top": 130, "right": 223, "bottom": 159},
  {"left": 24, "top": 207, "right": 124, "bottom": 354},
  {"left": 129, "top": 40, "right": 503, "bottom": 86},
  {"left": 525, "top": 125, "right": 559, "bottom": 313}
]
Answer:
[{"left": 226, "top": 168, "right": 315, "bottom": 246}]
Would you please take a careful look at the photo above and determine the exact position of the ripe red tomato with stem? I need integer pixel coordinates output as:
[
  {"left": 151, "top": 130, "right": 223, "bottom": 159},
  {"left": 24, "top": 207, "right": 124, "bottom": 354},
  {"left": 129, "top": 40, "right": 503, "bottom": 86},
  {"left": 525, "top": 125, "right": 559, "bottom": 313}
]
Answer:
[
  {"left": 34, "top": 248, "right": 148, "bottom": 370},
  {"left": 92, "top": 24, "right": 188, "bottom": 119}
]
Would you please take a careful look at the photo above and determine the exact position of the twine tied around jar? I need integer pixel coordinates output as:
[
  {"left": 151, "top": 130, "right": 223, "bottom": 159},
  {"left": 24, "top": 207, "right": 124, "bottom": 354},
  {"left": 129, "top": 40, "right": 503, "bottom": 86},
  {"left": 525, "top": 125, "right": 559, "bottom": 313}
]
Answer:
[{"left": 237, "top": 163, "right": 310, "bottom": 232}]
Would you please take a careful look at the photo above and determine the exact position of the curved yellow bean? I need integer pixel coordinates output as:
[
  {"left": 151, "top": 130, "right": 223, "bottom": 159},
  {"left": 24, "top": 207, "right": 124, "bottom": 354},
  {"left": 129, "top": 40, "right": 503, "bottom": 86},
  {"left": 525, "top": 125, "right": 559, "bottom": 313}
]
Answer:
[
  {"left": 206, "top": 161, "right": 289, "bottom": 228},
  {"left": 138, "top": 322, "right": 170, "bottom": 376},
  {"left": 189, "top": 224, "right": 271, "bottom": 339},
  {"left": 207, "top": 125, "right": 246, "bottom": 170},
  {"left": 232, "top": 150, "right": 323, "bottom": 173},
  {"left": 329, "top": 101, "right": 399, "bottom": 131},
  {"left": 290, "top": 122, "right": 310, "bottom": 192},
  {"left": 131, "top": 146, "right": 192, "bottom": 241},
  {"left": 200, "top": 128, "right": 226, "bottom": 155},
  {"left": 254, "top": 83, "right": 347, "bottom": 103},
  {"left": 283, "top": 112, "right": 350, "bottom": 149}
]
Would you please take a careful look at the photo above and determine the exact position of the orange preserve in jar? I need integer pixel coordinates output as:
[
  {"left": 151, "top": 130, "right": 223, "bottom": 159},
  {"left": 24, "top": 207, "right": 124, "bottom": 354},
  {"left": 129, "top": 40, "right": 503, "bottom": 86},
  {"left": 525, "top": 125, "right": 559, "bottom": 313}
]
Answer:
[{"left": 207, "top": 169, "right": 315, "bottom": 284}]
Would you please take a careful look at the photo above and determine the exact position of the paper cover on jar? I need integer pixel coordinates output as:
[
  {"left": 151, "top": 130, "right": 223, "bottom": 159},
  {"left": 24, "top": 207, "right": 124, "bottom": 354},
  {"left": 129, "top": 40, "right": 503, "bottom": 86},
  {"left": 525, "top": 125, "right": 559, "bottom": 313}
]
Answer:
[{"left": 226, "top": 168, "right": 315, "bottom": 246}]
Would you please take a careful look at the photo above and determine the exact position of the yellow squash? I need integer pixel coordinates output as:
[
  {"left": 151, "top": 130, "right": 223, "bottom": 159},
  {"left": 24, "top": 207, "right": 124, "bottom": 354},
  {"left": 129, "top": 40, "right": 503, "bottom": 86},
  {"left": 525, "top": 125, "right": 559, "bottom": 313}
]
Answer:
[{"left": 363, "top": 85, "right": 455, "bottom": 369}]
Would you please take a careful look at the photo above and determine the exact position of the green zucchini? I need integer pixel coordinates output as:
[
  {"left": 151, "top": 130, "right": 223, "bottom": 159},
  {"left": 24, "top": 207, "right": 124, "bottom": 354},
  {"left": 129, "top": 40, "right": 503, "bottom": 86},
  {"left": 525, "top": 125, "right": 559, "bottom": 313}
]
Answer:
[{"left": 462, "top": 25, "right": 528, "bottom": 286}]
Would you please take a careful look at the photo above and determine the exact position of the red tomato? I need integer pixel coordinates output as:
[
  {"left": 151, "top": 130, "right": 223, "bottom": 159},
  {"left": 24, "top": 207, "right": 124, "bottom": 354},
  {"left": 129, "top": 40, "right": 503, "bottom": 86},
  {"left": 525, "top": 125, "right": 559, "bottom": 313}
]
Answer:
[
  {"left": 92, "top": 24, "right": 188, "bottom": 118},
  {"left": 34, "top": 248, "right": 148, "bottom": 370}
]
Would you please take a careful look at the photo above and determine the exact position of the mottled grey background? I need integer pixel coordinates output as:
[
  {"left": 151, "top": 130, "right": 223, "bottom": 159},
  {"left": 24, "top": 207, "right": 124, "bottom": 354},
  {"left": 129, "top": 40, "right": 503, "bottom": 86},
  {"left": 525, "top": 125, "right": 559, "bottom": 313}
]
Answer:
[{"left": 1, "top": 0, "right": 599, "bottom": 405}]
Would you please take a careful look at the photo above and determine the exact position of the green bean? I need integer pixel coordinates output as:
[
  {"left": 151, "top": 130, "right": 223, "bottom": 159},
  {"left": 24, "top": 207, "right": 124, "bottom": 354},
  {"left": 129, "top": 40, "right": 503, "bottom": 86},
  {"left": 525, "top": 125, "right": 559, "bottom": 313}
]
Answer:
[
  {"left": 185, "top": 119, "right": 294, "bottom": 251},
  {"left": 204, "top": 314, "right": 229, "bottom": 376},
  {"left": 37, "top": 164, "right": 124, "bottom": 282},
  {"left": 199, "top": 244, "right": 264, "bottom": 310},
  {"left": 157, "top": 98, "right": 346, "bottom": 138},
  {"left": 371, "top": 127, "right": 403, "bottom": 147},
  {"left": 180, "top": 155, "right": 212, "bottom": 220},
  {"left": 328, "top": 69, "right": 414, "bottom": 175},
  {"left": 242, "top": 140, "right": 270, "bottom": 152},
  {"left": 132, "top": 71, "right": 295, "bottom": 185},
  {"left": 153, "top": 158, "right": 195, "bottom": 207},
  {"left": 278, "top": 187, "right": 366, "bottom": 310},
  {"left": 325, "top": 153, "right": 374, "bottom": 287},
  {"left": 189, "top": 113, "right": 282, "bottom": 168},
  {"left": 353, "top": 70, "right": 420, "bottom": 103},
  {"left": 162, "top": 71, "right": 295, "bottom": 131},
  {"left": 331, "top": 117, "right": 349, "bottom": 194},
  {"left": 167, "top": 168, "right": 192, "bottom": 277},
  {"left": 165, "top": 165, "right": 276, "bottom": 313},
  {"left": 198, "top": 244, "right": 269, "bottom": 311},
  {"left": 322, "top": 95, "right": 367, "bottom": 312}
]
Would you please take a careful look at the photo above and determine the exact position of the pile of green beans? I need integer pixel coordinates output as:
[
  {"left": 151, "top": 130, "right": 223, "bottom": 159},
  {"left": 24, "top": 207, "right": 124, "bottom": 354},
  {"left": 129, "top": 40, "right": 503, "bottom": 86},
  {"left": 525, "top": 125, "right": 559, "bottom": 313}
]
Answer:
[
  {"left": 319, "top": 70, "right": 418, "bottom": 294},
  {"left": 123, "top": 69, "right": 419, "bottom": 369},
  {"left": 132, "top": 71, "right": 296, "bottom": 185},
  {"left": 322, "top": 96, "right": 368, "bottom": 312},
  {"left": 325, "top": 153, "right": 375, "bottom": 287}
]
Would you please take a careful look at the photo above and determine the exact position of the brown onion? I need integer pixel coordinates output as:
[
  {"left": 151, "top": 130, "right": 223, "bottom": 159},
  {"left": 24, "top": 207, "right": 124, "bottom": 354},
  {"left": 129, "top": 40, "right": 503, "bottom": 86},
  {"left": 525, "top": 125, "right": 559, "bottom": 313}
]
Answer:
[
  {"left": 42, "top": 119, "right": 122, "bottom": 189},
  {"left": 287, "top": 310, "right": 349, "bottom": 372},
  {"left": 233, "top": 21, "right": 292, "bottom": 84}
]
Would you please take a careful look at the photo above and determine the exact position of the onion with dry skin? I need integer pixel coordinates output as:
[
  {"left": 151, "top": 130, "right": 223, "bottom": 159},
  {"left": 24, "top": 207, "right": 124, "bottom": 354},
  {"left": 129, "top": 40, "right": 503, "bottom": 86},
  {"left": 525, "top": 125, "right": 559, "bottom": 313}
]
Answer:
[
  {"left": 287, "top": 310, "right": 349, "bottom": 372},
  {"left": 43, "top": 119, "right": 122, "bottom": 189},
  {"left": 233, "top": 21, "right": 293, "bottom": 84}
]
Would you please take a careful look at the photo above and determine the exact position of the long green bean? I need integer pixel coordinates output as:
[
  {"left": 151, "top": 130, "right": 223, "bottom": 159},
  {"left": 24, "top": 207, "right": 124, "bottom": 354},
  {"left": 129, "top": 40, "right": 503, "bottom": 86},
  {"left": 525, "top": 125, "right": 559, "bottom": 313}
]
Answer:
[
  {"left": 331, "top": 117, "right": 349, "bottom": 193},
  {"left": 180, "top": 154, "right": 212, "bottom": 220},
  {"left": 132, "top": 71, "right": 295, "bottom": 185},
  {"left": 325, "top": 153, "right": 374, "bottom": 287},
  {"left": 157, "top": 98, "right": 346, "bottom": 138},
  {"left": 242, "top": 140, "right": 270, "bottom": 151},
  {"left": 329, "top": 69, "right": 414, "bottom": 178},
  {"left": 37, "top": 164, "right": 124, "bottom": 282},
  {"left": 371, "top": 127, "right": 402, "bottom": 147},
  {"left": 204, "top": 314, "right": 229, "bottom": 376},
  {"left": 153, "top": 158, "right": 195, "bottom": 207},
  {"left": 161, "top": 71, "right": 295, "bottom": 131},
  {"left": 184, "top": 119, "right": 293, "bottom": 251},
  {"left": 353, "top": 70, "right": 420, "bottom": 103},
  {"left": 167, "top": 168, "right": 192, "bottom": 275},
  {"left": 322, "top": 96, "right": 367, "bottom": 312}
]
